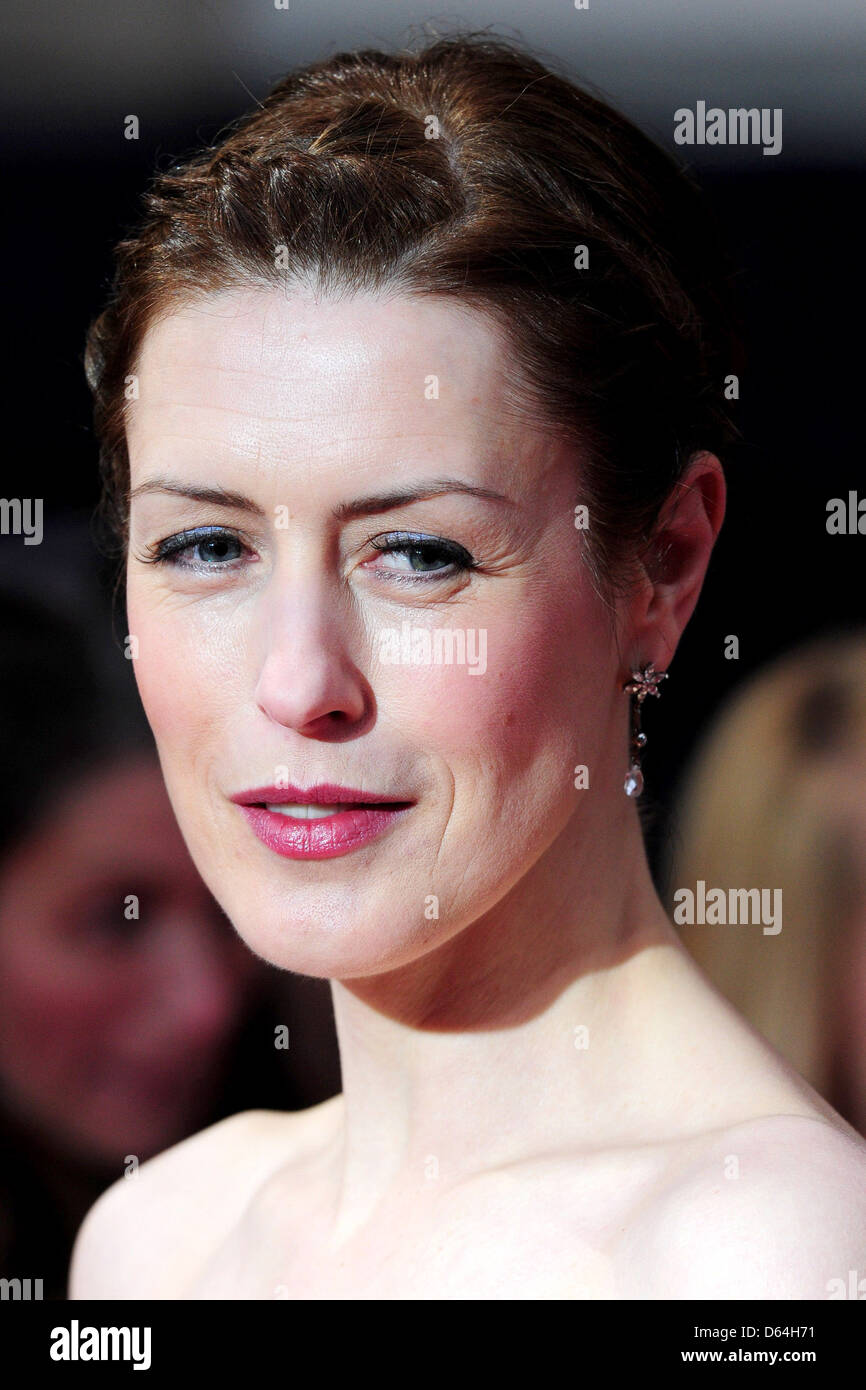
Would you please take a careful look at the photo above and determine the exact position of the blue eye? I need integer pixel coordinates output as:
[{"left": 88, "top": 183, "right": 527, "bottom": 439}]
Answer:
[
  {"left": 368, "top": 532, "right": 476, "bottom": 580},
  {"left": 147, "top": 528, "right": 247, "bottom": 568}
]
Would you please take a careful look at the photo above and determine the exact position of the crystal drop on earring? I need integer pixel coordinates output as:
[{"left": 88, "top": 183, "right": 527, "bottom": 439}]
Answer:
[{"left": 624, "top": 764, "right": 644, "bottom": 798}]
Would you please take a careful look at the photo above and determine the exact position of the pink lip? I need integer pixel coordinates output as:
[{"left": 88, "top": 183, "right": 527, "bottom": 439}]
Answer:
[{"left": 229, "top": 783, "right": 415, "bottom": 860}]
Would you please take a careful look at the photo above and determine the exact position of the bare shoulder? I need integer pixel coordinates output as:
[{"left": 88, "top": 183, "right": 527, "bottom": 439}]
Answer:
[
  {"left": 69, "top": 1102, "right": 337, "bottom": 1300},
  {"left": 624, "top": 1114, "right": 866, "bottom": 1299}
]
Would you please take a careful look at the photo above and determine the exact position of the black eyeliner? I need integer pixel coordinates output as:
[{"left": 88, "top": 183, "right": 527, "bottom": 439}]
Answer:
[
  {"left": 146, "top": 526, "right": 240, "bottom": 563},
  {"left": 368, "top": 531, "right": 477, "bottom": 569}
]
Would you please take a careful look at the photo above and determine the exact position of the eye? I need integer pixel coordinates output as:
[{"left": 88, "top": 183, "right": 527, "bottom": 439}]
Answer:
[
  {"left": 366, "top": 531, "right": 477, "bottom": 583},
  {"left": 139, "top": 527, "right": 251, "bottom": 571}
]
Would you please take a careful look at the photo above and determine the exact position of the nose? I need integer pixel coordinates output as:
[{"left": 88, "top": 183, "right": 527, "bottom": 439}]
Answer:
[{"left": 253, "top": 578, "right": 370, "bottom": 735}]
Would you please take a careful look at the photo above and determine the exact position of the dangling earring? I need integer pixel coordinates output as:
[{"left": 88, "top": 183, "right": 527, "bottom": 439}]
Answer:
[{"left": 622, "top": 662, "right": 668, "bottom": 797}]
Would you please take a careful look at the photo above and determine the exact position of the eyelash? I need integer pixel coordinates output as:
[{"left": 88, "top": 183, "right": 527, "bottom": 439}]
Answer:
[
  {"left": 367, "top": 531, "right": 477, "bottom": 583},
  {"left": 137, "top": 527, "right": 477, "bottom": 584},
  {"left": 140, "top": 527, "right": 245, "bottom": 569}
]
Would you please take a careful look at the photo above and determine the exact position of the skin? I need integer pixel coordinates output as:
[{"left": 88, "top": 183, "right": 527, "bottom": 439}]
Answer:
[{"left": 69, "top": 286, "right": 866, "bottom": 1299}]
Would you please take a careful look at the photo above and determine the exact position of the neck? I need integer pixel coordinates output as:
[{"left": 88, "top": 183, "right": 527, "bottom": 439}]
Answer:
[{"left": 326, "top": 791, "right": 684, "bottom": 1237}]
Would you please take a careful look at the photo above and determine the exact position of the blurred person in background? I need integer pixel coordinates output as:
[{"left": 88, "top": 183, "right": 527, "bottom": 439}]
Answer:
[
  {"left": 0, "top": 584, "right": 329, "bottom": 1299},
  {"left": 666, "top": 631, "right": 866, "bottom": 1137}
]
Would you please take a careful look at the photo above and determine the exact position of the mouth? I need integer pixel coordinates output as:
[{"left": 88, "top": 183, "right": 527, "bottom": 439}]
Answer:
[
  {"left": 230, "top": 783, "right": 414, "bottom": 814},
  {"left": 228, "top": 783, "right": 415, "bottom": 860},
  {"left": 260, "top": 800, "right": 409, "bottom": 819}
]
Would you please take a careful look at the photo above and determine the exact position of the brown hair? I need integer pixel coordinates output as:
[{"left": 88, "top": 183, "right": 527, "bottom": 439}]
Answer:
[{"left": 84, "top": 29, "right": 742, "bottom": 594}]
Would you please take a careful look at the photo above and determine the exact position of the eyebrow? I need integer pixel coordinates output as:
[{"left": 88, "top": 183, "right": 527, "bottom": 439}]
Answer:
[{"left": 128, "top": 477, "right": 515, "bottom": 519}]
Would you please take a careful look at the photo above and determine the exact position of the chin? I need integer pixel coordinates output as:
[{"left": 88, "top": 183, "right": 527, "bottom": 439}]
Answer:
[
  {"left": 169, "top": 804, "right": 452, "bottom": 977},
  {"left": 240, "top": 893, "right": 450, "bottom": 978}
]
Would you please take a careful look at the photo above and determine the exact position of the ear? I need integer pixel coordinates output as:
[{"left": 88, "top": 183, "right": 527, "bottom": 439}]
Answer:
[{"left": 625, "top": 452, "right": 726, "bottom": 671}]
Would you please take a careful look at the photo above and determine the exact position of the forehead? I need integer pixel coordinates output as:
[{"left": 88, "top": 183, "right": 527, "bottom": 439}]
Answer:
[{"left": 127, "top": 286, "right": 525, "bottom": 465}]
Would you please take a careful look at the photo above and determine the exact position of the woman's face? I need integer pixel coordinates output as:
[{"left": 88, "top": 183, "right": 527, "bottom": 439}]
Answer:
[
  {"left": 0, "top": 756, "right": 258, "bottom": 1165},
  {"left": 125, "top": 287, "right": 630, "bottom": 978}
]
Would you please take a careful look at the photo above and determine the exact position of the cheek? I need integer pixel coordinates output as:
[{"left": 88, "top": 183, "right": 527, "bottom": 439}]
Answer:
[
  {"left": 380, "top": 584, "right": 615, "bottom": 783},
  {"left": 126, "top": 588, "right": 243, "bottom": 769}
]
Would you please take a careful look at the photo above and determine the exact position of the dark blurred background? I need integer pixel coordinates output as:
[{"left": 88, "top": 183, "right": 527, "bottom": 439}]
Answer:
[{"left": 1, "top": 0, "right": 864, "bottom": 1295}]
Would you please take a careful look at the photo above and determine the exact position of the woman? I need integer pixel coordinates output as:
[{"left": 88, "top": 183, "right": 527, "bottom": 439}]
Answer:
[
  {"left": 667, "top": 632, "right": 866, "bottom": 1138},
  {"left": 69, "top": 32, "right": 866, "bottom": 1299}
]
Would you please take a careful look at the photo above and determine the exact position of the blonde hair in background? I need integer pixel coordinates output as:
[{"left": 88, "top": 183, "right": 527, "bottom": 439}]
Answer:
[{"left": 665, "top": 631, "right": 866, "bottom": 1102}]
